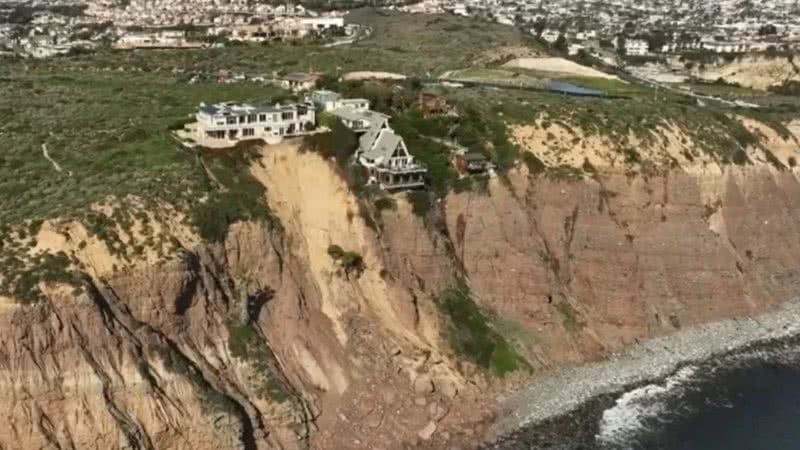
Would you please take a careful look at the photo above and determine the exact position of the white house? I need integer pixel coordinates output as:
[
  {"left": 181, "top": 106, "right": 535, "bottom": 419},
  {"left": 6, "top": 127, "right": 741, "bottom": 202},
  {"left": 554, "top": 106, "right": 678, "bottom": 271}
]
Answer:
[
  {"left": 310, "top": 90, "right": 369, "bottom": 112},
  {"left": 702, "top": 40, "right": 749, "bottom": 53},
  {"left": 568, "top": 43, "right": 585, "bottom": 56},
  {"left": 357, "top": 120, "right": 426, "bottom": 190},
  {"left": 624, "top": 39, "right": 650, "bottom": 56},
  {"left": 194, "top": 101, "right": 316, "bottom": 148},
  {"left": 279, "top": 72, "right": 320, "bottom": 93},
  {"left": 309, "top": 89, "right": 426, "bottom": 189},
  {"left": 541, "top": 29, "right": 560, "bottom": 44},
  {"left": 300, "top": 16, "right": 345, "bottom": 32}
]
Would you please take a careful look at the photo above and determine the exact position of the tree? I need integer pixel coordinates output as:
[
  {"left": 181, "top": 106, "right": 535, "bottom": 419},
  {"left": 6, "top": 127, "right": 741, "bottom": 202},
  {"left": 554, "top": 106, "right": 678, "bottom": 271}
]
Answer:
[
  {"left": 758, "top": 24, "right": 778, "bottom": 35},
  {"left": 553, "top": 35, "right": 568, "bottom": 53}
]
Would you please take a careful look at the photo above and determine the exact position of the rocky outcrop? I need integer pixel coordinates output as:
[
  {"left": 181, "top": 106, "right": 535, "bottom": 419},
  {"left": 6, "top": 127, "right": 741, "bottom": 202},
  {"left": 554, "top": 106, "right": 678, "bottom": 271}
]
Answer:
[{"left": 4, "top": 137, "right": 800, "bottom": 450}]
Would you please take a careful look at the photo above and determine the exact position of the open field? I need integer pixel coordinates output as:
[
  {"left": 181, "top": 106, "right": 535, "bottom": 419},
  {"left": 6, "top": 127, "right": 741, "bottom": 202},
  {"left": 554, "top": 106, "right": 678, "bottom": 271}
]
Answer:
[
  {"left": 503, "top": 57, "right": 620, "bottom": 80},
  {"left": 14, "top": 9, "right": 542, "bottom": 79},
  {"left": 0, "top": 8, "right": 542, "bottom": 230},
  {"left": 0, "top": 68, "right": 285, "bottom": 226}
]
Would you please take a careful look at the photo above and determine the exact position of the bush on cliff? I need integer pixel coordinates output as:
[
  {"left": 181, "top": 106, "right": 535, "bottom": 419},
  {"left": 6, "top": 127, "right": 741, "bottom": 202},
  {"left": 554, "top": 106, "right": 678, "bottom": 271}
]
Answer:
[
  {"left": 435, "top": 286, "right": 528, "bottom": 376},
  {"left": 327, "top": 244, "right": 365, "bottom": 277}
]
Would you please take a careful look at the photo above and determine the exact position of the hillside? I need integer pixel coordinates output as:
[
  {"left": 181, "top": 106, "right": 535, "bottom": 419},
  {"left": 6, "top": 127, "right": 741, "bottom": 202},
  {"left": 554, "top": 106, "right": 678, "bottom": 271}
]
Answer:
[{"left": 3, "top": 10, "right": 800, "bottom": 450}]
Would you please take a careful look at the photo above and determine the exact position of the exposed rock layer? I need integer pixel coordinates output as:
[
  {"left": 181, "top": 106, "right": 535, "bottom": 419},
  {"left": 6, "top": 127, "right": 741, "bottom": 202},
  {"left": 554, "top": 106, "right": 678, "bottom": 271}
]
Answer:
[{"left": 3, "top": 141, "right": 800, "bottom": 450}]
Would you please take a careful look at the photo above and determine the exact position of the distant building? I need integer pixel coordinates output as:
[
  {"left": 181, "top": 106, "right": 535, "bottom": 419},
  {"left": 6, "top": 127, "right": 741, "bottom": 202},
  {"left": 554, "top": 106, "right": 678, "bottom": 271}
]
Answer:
[
  {"left": 568, "top": 43, "right": 585, "bottom": 56},
  {"left": 417, "top": 92, "right": 451, "bottom": 117},
  {"left": 114, "top": 30, "right": 200, "bottom": 49},
  {"left": 300, "top": 16, "right": 345, "bottom": 33},
  {"left": 624, "top": 39, "right": 649, "bottom": 56},
  {"left": 279, "top": 72, "right": 320, "bottom": 92},
  {"left": 541, "top": 29, "right": 560, "bottom": 44},
  {"left": 194, "top": 101, "right": 316, "bottom": 147},
  {"left": 311, "top": 90, "right": 369, "bottom": 112},
  {"left": 451, "top": 151, "right": 493, "bottom": 175},
  {"left": 702, "top": 40, "right": 750, "bottom": 53}
]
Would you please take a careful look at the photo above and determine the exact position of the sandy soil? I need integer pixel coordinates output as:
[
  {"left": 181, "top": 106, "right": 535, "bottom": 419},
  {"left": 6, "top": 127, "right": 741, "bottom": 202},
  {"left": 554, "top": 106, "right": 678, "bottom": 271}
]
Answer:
[
  {"left": 502, "top": 57, "right": 620, "bottom": 80},
  {"left": 691, "top": 56, "right": 800, "bottom": 90},
  {"left": 343, "top": 71, "right": 407, "bottom": 81}
]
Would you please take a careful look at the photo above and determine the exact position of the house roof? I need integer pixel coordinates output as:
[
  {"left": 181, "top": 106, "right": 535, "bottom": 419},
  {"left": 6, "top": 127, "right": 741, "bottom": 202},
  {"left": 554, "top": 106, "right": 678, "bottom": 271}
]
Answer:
[
  {"left": 463, "top": 152, "right": 487, "bottom": 162},
  {"left": 198, "top": 101, "right": 310, "bottom": 116},
  {"left": 359, "top": 117, "right": 389, "bottom": 152},
  {"left": 362, "top": 129, "right": 403, "bottom": 162},
  {"left": 331, "top": 107, "right": 388, "bottom": 123}
]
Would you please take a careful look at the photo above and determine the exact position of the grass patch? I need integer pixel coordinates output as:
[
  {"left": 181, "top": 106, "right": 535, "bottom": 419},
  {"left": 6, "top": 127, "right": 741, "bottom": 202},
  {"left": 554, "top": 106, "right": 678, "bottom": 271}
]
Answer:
[
  {"left": 554, "top": 300, "right": 584, "bottom": 332},
  {"left": 226, "top": 321, "right": 291, "bottom": 403},
  {"left": 436, "top": 286, "right": 528, "bottom": 376},
  {"left": 191, "top": 146, "right": 273, "bottom": 242}
]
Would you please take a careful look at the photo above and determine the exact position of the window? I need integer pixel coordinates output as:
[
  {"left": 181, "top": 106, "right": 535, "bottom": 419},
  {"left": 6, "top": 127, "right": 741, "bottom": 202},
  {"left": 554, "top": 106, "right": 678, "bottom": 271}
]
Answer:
[
  {"left": 273, "top": 114, "right": 278, "bottom": 122},
  {"left": 281, "top": 111, "right": 294, "bottom": 121},
  {"left": 264, "top": 127, "right": 272, "bottom": 132},
  {"left": 259, "top": 114, "right": 267, "bottom": 122},
  {"left": 243, "top": 128, "right": 255, "bottom": 137},
  {"left": 226, "top": 117, "right": 237, "bottom": 125},
  {"left": 238, "top": 115, "right": 246, "bottom": 124},
  {"left": 247, "top": 114, "right": 257, "bottom": 123}
]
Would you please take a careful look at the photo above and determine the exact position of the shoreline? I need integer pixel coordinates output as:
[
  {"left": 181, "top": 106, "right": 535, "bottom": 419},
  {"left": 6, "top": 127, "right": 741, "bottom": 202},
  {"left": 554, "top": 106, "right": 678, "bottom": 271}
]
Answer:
[{"left": 487, "top": 299, "right": 800, "bottom": 443}]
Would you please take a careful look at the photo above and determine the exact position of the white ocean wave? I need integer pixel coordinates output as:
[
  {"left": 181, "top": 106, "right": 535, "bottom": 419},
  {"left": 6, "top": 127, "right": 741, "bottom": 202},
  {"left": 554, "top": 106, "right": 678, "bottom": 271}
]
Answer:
[{"left": 595, "top": 365, "right": 698, "bottom": 448}]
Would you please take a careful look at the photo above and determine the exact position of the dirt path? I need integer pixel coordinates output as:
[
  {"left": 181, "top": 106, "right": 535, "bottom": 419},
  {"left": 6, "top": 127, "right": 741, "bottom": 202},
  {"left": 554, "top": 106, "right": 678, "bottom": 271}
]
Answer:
[{"left": 41, "top": 143, "right": 67, "bottom": 174}]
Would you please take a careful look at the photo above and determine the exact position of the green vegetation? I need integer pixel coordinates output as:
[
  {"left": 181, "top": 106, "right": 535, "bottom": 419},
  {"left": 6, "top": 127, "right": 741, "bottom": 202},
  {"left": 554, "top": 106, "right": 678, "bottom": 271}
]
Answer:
[
  {"left": 226, "top": 320, "right": 291, "bottom": 403},
  {"left": 0, "top": 67, "right": 285, "bottom": 228},
  {"left": 373, "top": 196, "right": 397, "bottom": 213},
  {"left": 326, "top": 244, "right": 365, "bottom": 276},
  {"left": 407, "top": 191, "right": 433, "bottom": 218},
  {"left": 14, "top": 10, "right": 540, "bottom": 79},
  {"left": 554, "top": 300, "right": 584, "bottom": 333},
  {"left": 447, "top": 84, "right": 794, "bottom": 170},
  {"left": 192, "top": 144, "right": 275, "bottom": 242},
  {"left": 1, "top": 251, "right": 84, "bottom": 304},
  {"left": 435, "top": 286, "right": 528, "bottom": 376}
]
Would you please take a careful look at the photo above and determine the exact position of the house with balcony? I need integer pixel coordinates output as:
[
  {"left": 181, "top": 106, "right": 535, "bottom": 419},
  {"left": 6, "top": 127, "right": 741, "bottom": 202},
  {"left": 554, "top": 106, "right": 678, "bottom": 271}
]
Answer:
[
  {"left": 279, "top": 72, "right": 320, "bottom": 92},
  {"left": 356, "top": 120, "right": 426, "bottom": 190},
  {"left": 193, "top": 101, "right": 315, "bottom": 148}
]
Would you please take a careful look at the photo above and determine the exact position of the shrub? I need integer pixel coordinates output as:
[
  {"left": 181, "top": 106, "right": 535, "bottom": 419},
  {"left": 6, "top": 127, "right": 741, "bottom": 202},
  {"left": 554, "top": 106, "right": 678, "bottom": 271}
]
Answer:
[
  {"left": 373, "top": 197, "right": 397, "bottom": 213},
  {"left": 522, "top": 152, "right": 546, "bottom": 174},
  {"left": 340, "top": 251, "right": 364, "bottom": 274},
  {"left": 191, "top": 149, "right": 271, "bottom": 242},
  {"left": 407, "top": 191, "right": 432, "bottom": 218},
  {"left": 435, "top": 286, "right": 527, "bottom": 376},
  {"left": 301, "top": 117, "right": 358, "bottom": 168},
  {"left": 327, "top": 244, "right": 365, "bottom": 276},
  {"left": 327, "top": 244, "right": 344, "bottom": 260}
]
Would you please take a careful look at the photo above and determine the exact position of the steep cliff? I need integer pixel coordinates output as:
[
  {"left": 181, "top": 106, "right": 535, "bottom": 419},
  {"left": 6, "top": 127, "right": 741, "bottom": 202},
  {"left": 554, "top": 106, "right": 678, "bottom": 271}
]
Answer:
[{"left": 3, "top": 122, "right": 800, "bottom": 450}]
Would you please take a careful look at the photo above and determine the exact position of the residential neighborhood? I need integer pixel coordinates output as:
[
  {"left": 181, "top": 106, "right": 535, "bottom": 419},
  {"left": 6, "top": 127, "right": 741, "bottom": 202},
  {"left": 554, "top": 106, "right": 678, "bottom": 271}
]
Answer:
[
  {"left": 399, "top": 0, "right": 800, "bottom": 60},
  {"left": 0, "top": 0, "right": 353, "bottom": 57}
]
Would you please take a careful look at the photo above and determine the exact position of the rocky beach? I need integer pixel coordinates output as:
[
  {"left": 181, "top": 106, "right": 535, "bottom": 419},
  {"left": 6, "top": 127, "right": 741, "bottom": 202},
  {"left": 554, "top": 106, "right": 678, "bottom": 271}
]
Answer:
[{"left": 486, "top": 298, "right": 800, "bottom": 448}]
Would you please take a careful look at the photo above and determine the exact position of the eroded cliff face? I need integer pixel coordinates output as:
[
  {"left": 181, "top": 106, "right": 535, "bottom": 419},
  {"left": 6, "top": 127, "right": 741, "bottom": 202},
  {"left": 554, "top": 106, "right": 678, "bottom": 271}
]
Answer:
[
  {"left": 446, "top": 167, "right": 800, "bottom": 368},
  {"left": 0, "top": 143, "right": 483, "bottom": 450},
  {"left": 4, "top": 131, "right": 800, "bottom": 450}
]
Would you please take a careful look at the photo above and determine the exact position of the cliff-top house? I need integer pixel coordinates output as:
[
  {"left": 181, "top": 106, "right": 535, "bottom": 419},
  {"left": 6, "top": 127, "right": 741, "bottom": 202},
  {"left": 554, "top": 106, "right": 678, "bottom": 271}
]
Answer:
[
  {"left": 311, "top": 89, "right": 427, "bottom": 190},
  {"left": 193, "top": 101, "right": 316, "bottom": 148}
]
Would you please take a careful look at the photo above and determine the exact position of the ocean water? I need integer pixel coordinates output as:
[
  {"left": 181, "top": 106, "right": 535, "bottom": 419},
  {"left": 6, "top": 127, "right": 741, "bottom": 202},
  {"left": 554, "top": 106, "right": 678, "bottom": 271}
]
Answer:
[{"left": 493, "top": 339, "right": 800, "bottom": 450}]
